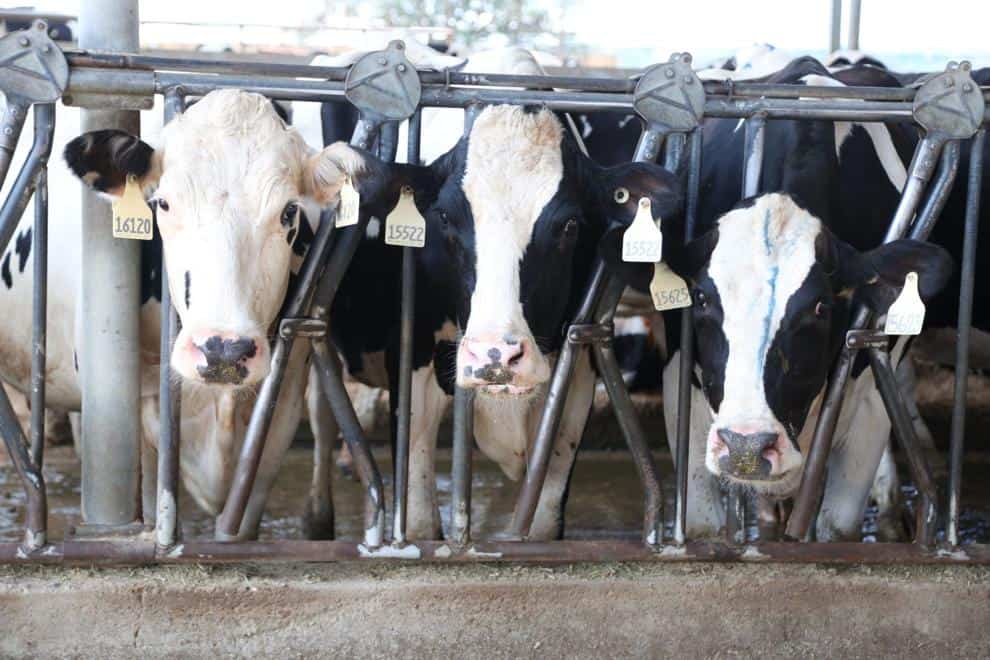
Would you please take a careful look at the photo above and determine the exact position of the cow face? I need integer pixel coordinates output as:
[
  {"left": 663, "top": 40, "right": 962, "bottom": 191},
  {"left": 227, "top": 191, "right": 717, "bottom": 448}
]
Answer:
[
  {"left": 670, "top": 193, "right": 952, "bottom": 496},
  {"left": 312, "top": 105, "right": 681, "bottom": 397},
  {"left": 65, "top": 89, "right": 346, "bottom": 387}
]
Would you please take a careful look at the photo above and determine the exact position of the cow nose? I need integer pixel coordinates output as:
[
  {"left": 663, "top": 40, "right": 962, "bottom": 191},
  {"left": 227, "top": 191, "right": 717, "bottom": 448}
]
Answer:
[
  {"left": 716, "top": 428, "right": 779, "bottom": 479},
  {"left": 195, "top": 335, "right": 259, "bottom": 384},
  {"left": 461, "top": 335, "right": 528, "bottom": 385}
]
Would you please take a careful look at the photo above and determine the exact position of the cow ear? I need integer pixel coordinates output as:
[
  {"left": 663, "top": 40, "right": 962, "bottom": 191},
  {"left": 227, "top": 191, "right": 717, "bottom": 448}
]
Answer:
[
  {"left": 665, "top": 228, "right": 720, "bottom": 283},
  {"left": 64, "top": 130, "right": 160, "bottom": 197},
  {"left": 303, "top": 141, "right": 372, "bottom": 206},
  {"left": 596, "top": 161, "right": 685, "bottom": 289},
  {"left": 833, "top": 238, "right": 955, "bottom": 313}
]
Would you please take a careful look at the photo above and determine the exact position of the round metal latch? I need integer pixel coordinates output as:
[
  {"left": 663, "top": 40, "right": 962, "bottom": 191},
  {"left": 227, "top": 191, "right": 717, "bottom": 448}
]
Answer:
[
  {"left": 913, "top": 61, "right": 985, "bottom": 140},
  {"left": 0, "top": 21, "right": 68, "bottom": 103},
  {"left": 633, "top": 52, "right": 705, "bottom": 132},
  {"left": 344, "top": 40, "right": 422, "bottom": 122}
]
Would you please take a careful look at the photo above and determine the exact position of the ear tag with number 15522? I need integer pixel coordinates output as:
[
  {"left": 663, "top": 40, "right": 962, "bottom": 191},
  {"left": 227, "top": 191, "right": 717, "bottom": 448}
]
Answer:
[
  {"left": 336, "top": 177, "right": 360, "bottom": 227},
  {"left": 111, "top": 175, "right": 153, "bottom": 241},
  {"left": 622, "top": 198, "right": 662, "bottom": 263},
  {"left": 385, "top": 186, "right": 426, "bottom": 248},
  {"left": 650, "top": 262, "right": 691, "bottom": 311},
  {"left": 884, "top": 271, "right": 925, "bottom": 336}
]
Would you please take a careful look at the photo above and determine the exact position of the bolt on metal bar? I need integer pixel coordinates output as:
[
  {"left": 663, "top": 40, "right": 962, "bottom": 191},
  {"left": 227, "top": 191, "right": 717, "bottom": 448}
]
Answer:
[
  {"left": 948, "top": 129, "right": 985, "bottom": 546},
  {"left": 785, "top": 134, "right": 948, "bottom": 541},
  {"left": 392, "top": 108, "right": 421, "bottom": 545},
  {"left": 674, "top": 128, "right": 703, "bottom": 545},
  {"left": 155, "top": 89, "right": 184, "bottom": 548},
  {"left": 450, "top": 385, "right": 475, "bottom": 545},
  {"left": 868, "top": 348, "right": 938, "bottom": 546},
  {"left": 0, "top": 96, "right": 29, "bottom": 191},
  {"left": 912, "top": 141, "right": 961, "bottom": 240}
]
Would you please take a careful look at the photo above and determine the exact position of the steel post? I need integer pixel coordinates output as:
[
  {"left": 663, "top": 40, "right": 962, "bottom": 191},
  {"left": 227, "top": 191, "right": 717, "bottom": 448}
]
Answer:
[
  {"left": 912, "top": 141, "right": 960, "bottom": 240},
  {"left": 155, "top": 90, "right": 184, "bottom": 548},
  {"left": 848, "top": 0, "right": 863, "bottom": 51},
  {"left": 663, "top": 132, "right": 685, "bottom": 172},
  {"left": 830, "top": 0, "right": 843, "bottom": 53},
  {"left": 948, "top": 129, "right": 985, "bottom": 546},
  {"left": 742, "top": 114, "right": 766, "bottom": 197},
  {"left": 29, "top": 134, "right": 47, "bottom": 467},
  {"left": 450, "top": 386, "right": 475, "bottom": 545},
  {"left": 77, "top": 0, "right": 143, "bottom": 529}
]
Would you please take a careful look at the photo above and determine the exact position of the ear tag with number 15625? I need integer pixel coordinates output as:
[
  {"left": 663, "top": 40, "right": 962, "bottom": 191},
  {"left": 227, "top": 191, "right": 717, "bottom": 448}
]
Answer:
[
  {"left": 884, "top": 271, "right": 925, "bottom": 336},
  {"left": 111, "top": 175, "right": 154, "bottom": 241},
  {"left": 385, "top": 186, "right": 426, "bottom": 248},
  {"left": 336, "top": 177, "right": 360, "bottom": 227},
  {"left": 622, "top": 198, "right": 662, "bottom": 263},
  {"left": 650, "top": 262, "right": 692, "bottom": 311}
]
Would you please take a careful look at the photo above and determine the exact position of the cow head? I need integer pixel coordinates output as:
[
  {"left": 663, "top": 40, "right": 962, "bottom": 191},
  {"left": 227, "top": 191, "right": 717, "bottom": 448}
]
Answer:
[
  {"left": 668, "top": 193, "right": 952, "bottom": 496},
  {"left": 312, "top": 105, "right": 681, "bottom": 397},
  {"left": 65, "top": 89, "right": 348, "bottom": 387}
]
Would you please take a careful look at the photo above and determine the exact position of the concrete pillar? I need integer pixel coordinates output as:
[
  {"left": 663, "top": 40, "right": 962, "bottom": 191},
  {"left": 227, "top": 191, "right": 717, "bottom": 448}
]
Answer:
[{"left": 78, "top": 0, "right": 143, "bottom": 528}]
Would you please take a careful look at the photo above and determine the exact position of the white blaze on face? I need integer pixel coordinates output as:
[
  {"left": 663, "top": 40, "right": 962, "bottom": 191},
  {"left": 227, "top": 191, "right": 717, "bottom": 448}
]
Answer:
[
  {"left": 154, "top": 90, "right": 312, "bottom": 383},
  {"left": 705, "top": 194, "right": 821, "bottom": 476},
  {"left": 459, "top": 106, "right": 563, "bottom": 382}
]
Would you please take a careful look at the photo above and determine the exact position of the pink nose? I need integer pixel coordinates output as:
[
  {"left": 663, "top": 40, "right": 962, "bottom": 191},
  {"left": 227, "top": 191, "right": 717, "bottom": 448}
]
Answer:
[{"left": 459, "top": 334, "right": 529, "bottom": 386}]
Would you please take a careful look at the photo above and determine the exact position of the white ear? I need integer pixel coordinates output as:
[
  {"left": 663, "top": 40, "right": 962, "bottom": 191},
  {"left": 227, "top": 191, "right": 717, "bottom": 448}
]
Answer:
[{"left": 304, "top": 142, "right": 367, "bottom": 206}]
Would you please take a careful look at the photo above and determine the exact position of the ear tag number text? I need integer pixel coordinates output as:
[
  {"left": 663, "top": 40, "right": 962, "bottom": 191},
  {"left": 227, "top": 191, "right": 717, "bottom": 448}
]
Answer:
[
  {"left": 622, "top": 198, "right": 662, "bottom": 263},
  {"left": 650, "top": 262, "right": 691, "bottom": 310},
  {"left": 385, "top": 186, "right": 426, "bottom": 248},
  {"left": 884, "top": 271, "right": 925, "bottom": 336},
  {"left": 337, "top": 177, "right": 360, "bottom": 227},
  {"left": 111, "top": 175, "right": 153, "bottom": 241}
]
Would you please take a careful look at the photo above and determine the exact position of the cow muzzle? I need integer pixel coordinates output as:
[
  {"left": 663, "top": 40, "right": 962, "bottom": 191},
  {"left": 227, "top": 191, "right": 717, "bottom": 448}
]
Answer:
[
  {"left": 173, "top": 330, "right": 269, "bottom": 386},
  {"left": 707, "top": 422, "right": 800, "bottom": 492},
  {"left": 456, "top": 333, "right": 547, "bottom": 395}
]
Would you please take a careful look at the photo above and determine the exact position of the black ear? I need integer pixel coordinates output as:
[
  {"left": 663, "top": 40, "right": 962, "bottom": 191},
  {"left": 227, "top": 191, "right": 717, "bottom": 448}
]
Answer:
[
  {"left": 833, "top": 238, "right": 955, "bottom": 313},
  {"left": 64, "top": 130, "right": 158, "bottom": 197},
  {"left": 596, "top": 161, "right": 684, "bottom": 290},
  {"left": 665, "top": 228, "right": 720, "bottom": 284}
]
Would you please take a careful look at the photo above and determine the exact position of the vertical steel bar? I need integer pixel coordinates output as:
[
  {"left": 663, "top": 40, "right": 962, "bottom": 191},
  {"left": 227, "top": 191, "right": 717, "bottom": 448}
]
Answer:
[
  {"left": 156, "top": 90, "right": 184, "bottom": 548},
  {"left": 29, "top": 153, "right": 47, "bottom": 468},
  {"left": 948, "top": 129, "right": 985, "bottom": 546},
  {"left": 868, "top": 348, "right": 937, "bottom": 546},
  {"left": 848, "top": 0, "right": 863, "bottom": 51},
  {"left": 392, "top": 108, "right": 421, "bottom": 545},
  {"left": 742, "top": 114, "right": 766, "bottom": 197},
  {"left": 450, "top": 385, "right": 475, "bottom": 545},
  {"left": 830, "top": 0, "right": 843, "bottom": 53},
  {"left": 785, "top": 134, "right": 946, "bottom": 541},
  {"left": 663, "top": 132, "right": 685, "bottom": 173},
  {"left": 78, "top": 0, "right": 143, "bottom": 529},
  {"left": 633, "top": 126, "right": 665, "bottom": 163},
  {"left": 912, "top": 141, "right": 960, "bottom": 240},
  {"left": 674, "top": 128, "right": 702, "bottom": 545}
]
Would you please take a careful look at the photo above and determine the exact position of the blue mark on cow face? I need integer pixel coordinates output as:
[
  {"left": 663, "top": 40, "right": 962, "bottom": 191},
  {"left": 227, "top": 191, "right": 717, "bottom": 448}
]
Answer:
[{"left": 756, "top": 208, "right": 779, "bottom": 377}]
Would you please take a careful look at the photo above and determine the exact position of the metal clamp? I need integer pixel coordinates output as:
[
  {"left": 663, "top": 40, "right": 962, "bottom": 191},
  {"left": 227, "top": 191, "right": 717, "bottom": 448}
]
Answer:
[
  {"left": 845, "top": 328, "right": 891, "bottom": 351},
  {"left": 633, "top": 52, "right": 705, "bottom": 133},
  {"left": 278, "top": 317, "right": 328, "bottom": 340},
  {"left": 567, "top": 323, "right": 614, "bottom": 345},
  {"left": 0, "top": 21, "right": 68, "bottom": 103},
  {"left": 344, "top": 40, "right": 422, "bottom": 122},
  {"left": 913, "top": 61, "right": 985, "bottom": 141}
]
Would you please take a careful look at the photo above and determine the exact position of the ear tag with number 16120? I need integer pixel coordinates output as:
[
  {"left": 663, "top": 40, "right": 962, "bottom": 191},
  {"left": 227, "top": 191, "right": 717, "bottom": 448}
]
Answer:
[
  {"left": 336, "top": 177, "right": 360, "bottom": 227},
  {"left": 884, "top": 271, "right": 925, "bottom": 336},
  {"left": 622, "top": 198, "right": 662, "bottom": 263},
  {"left": 385, "top": 186, "right": 426, "bottom": 248},
  {"left": 111, "top": 175, "right": 154, "bottom": 241}
]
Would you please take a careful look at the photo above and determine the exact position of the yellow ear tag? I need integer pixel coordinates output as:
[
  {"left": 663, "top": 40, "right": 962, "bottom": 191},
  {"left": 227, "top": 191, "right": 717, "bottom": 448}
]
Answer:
[
  {"left": 650, "top": 262, "right": 691, "bottom": 311},
  {"left": 622, "top": 198, "right": 662, "bottom": 263},
  {"left": 884, "top": 271, "right": 925, "bottom": 336},
  {"left": 385, "top": 186, "right": 426, "bottom": 248},
  {"left": 111, "top": 175, "right": 153, "bottom": 241},
  {"left": 336, "top": 177, "right": 360, "bottom": 228}
]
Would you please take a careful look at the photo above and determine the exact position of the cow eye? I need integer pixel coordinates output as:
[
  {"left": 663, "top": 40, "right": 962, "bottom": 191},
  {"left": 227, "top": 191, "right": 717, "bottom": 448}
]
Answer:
[
  {"left": 281, "top": 202, "right": 299, "bottom": 227},
  {"left": 153, "top": 198, "right": 170, "bottom": 213}
]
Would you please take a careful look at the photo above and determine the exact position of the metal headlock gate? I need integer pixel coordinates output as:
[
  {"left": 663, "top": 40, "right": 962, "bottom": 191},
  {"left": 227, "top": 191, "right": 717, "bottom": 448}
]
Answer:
[{"left": 0, "top": 19, "right": 988, "bottom": 565}]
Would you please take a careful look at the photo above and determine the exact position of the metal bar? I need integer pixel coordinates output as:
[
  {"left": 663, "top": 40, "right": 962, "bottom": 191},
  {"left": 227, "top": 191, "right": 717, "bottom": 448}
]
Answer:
[
  {"left": 848, "top": 0, "right": 863, "bottom": 51},
  {"left": 785, "top": 134, "right": 947, "bottom": 541},
  {"left": 948, "top": 129, "right": 985, "bottom": 546},
  {"left": 155, "top": 89, "right": 184, "bottom": 548},
  {"left": 0, "top": 96, "right": 29, "bottom": 190},
  {"left": 912, "top": 141, "right": 960, "bottom": 240},
  {"left": 633, "top": 126, "right": 665, "bottom": 163},
  {"left": 4, "top": 540, "right": 990, "bottom": 566},
  {"left": 742, "top": 114, "right": 766, "bottom": 197},
  {"left": 311, "top": 340, "right": 386, "bottom": 548},
  {"left": 726, "top": 492, "right": 746, "bottom": 544},
  {"left": 674, "top": 128, "right": 703, "bottom": 545},
  {"left": 77, "top": 0, "right": 143, "bottom": 531},
  {"left": 663, "top": 132, "right": 685, "bottom": 172},
  {"left": 214, "top": 211, "right": 336, "bottom": 540},
  {"left": 28, "top": 134, "right": 48, "bottom": 468},
  {"left": 830, "top": 0, "right": 842, "bottom": 53},
  {"left": 592, "top": 340, "right": 663, "bottom": 545},
  {"left": 450, "top": 386, "right": 475, "bottom": 545},
  {"left": 392, "top": 109, "right": 421, "bottom": 545},
  {"left": 0, "top": 104, "right": 54, "bottom": 256},
  {"left": 868, "top": 348, "right": 938, "bottom": 547}
]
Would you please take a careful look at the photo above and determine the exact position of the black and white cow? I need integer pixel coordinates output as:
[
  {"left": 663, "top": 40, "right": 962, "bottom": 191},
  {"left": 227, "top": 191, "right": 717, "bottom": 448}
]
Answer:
[
  {"left": 316, "top": 104, "right": 682, "bottom": 539},
  {"left": 641, "top": 58, "right": 966, "bottom": 541}
]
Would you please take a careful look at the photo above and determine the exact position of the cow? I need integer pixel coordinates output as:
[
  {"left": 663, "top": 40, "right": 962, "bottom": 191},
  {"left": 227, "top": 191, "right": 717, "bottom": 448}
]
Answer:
[
  {"left": 312, "top": 103, "right": 682, "bottom": 540},
  {"left": 637, "top": 57, "right": 970, "bottom": 541},
  {"left": 52, "top": 89, "right": 358, "bottom": 540}
]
